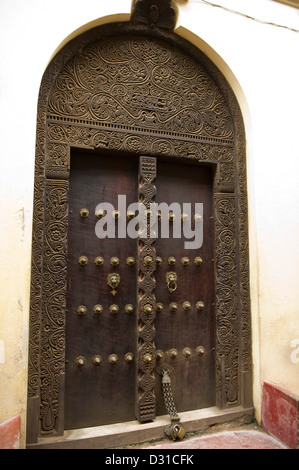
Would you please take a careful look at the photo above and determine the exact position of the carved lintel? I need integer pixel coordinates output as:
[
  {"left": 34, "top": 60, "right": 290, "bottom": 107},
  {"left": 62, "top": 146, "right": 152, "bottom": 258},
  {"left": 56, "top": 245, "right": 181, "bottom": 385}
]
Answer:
[{"left": 131, "top": 0, "right": 177, "bottom": 30}]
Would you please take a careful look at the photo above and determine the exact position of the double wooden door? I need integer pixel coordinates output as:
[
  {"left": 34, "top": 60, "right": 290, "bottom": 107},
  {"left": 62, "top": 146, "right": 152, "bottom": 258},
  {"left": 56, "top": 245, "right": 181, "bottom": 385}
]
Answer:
[{"left": 65, "top": 149, "right": 215, "bottom": 430}]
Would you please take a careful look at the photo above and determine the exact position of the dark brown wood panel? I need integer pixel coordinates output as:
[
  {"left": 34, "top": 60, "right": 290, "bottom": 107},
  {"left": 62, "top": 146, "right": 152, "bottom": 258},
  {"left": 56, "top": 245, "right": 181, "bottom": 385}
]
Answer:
[
  {"left": 154, "top": 160, "right": 216, "bottom": 415},
  {"left": 65, "top": 150, "right": 138, "bottom": 429},
  {"left": 65, "top": 150, "right": 216, "bottom": 430}
]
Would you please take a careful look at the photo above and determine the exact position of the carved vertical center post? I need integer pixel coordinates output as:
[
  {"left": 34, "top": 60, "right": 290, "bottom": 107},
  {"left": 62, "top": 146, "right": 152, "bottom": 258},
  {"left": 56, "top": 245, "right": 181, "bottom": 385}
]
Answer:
[{"left": 136, "top": 156, "right": 157, "bottom": 422}]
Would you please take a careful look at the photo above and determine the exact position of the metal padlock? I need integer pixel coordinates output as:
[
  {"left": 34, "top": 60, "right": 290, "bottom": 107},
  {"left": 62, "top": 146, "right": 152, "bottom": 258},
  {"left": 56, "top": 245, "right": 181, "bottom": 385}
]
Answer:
[{"left": 170, "top": 423, "right": 186, "bottom": 441}]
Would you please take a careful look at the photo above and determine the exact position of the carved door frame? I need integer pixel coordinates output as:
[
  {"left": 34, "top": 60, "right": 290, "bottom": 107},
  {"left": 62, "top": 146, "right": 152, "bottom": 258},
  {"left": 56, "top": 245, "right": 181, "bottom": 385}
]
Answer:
[{"left": 26, "top": 21, "right": 252, "bottom": 446}]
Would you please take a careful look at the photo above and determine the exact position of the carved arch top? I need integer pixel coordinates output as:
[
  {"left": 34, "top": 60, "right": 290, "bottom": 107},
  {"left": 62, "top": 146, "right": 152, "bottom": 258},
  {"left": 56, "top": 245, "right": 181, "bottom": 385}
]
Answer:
[{"left": 47, "top": 34, "right": 234, "bottom": 147}]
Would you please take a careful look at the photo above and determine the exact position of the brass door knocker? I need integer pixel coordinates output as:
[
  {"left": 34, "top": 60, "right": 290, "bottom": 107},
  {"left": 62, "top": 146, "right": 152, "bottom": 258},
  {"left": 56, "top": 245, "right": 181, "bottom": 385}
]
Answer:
[
  {"left": 108, "top": 273, "right": 120, "bottom": 296},
  {"left": 166, "top": 272, "right": 177, "bottom": 293}
]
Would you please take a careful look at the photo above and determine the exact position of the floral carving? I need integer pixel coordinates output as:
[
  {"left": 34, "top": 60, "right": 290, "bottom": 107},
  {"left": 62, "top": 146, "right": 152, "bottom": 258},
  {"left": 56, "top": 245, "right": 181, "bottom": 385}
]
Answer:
[{"left": 47, "top": 36, "right": 234, "bottom": 143}]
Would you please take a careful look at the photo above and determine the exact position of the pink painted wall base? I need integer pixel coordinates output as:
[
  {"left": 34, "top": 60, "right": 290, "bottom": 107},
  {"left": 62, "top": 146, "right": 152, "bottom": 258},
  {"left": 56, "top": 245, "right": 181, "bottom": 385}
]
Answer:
[
  {"left": 0, "top": 415, "right": 21, "bottom": 449},
  {"left": 262, "top": 381, "right": 299, "bottom": 449}
]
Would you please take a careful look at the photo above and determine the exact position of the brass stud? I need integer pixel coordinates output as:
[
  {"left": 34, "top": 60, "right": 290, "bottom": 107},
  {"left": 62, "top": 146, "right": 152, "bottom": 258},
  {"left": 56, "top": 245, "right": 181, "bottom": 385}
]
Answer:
[
  {"left": 181, "top": 213, "right": 189, "bottom": 221},
  {"left": 194, "top": 256, "right": 203, "bottom": 266},
  {"left": 196, "top": 346, "right": 205, "bottom": 356},
  {"left": 182, "top": 257, "right": 189, "bottom": 266},
  {"left": 92, "top": 355, "right": 102, "bottom": 366},
  {"left": 93, "top": 304, "right": 103, "bottom": 315},
  {"left": 183, "top": 301, "right": 191, "bottom": 311},
  {"left": 127, "top": 211, "right": 135, "bottom": 220},
  {"left": 77, "top": 305, "right": 87, "bottom": 316},
  {"left": 194, "top": 213, "right": 202, "bottom": 222},
  {"left": 126, "top": 256, "right": 135, "bottom": 266},
  {"left": 168, "top": 256, "right": 176, "bottom": 266},
  {"left": 110, "top": 304, "right": 119, "bottom": 314},
  {"left": 144, "top": 255, "right": 153, "bottom": 266},
  {"left": 196, "top": 301, "right": 204, "bottom": 311},
  {"left": 124, "top": 352, "right": 134, "bottom": 363},
  {"left": 80, "top": 208, "right": 89, "bottom": 218},
  {"left": 156, "top": 350, "right": 164, "bottom": 359},
  {"left": 145, "top": 209, "right": 152, "bottom": 219},
  {"left": 108, "top": 354, "right": 118, "bottom": 364},
  {"left": 95, "top": 208, "right": 105, "bottom": 219},
  {"left": 110, "top": 257, "right": 119, "bottom": 266},
  {"left": 156, "top": 256, "right": 162, "bottom": 265},
  {"left": 78, "top": 256, "right": 88, "bottom": 266},
  {"left": 94, "top": 256, "right": 104, "bottom": 266},
  {"left": 169, "top": 302, "right": 177, "bottom": 312},
  {"left": 112, "top": 210, "right": 120, "bottom": 219},
  {"left": 168, "top": 212, "right": 175, "bottom": 221},
  {"left": 125, "top": 304, "right": 134, "bottom": 314},
  {"left": 143, "top": 353, "right": 152, "bottom": 364},
  {"left": 168, "top": 348, "right": 178, "bottom": 359},
  {"left": 183, "top": 347, "right": 192, "bottom": 358},
  {"left": 75, "top": 356, "right": 86, "bottom": 367},
  {"left": 156, "top": 302, "right": 163, "bottom": 313},
  {"left": 144, "top": 304, "right": 153, "bottom": 315}
]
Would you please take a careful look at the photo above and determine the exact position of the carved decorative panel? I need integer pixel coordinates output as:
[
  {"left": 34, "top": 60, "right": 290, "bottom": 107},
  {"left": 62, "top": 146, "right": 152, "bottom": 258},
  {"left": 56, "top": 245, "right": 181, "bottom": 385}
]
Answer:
[
  {"left": 27, "top": 21, "right": 252, "bottom": 444},
  {"left": 136, "top": 156, "right": 157, "bottom": 422},
  {"left": 47, "top": 35, "right": 234, "bottom": 145}
]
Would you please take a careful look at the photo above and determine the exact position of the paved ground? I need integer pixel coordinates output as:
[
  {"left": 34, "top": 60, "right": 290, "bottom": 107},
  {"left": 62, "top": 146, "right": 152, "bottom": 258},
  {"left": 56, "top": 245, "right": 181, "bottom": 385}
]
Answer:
[
  {"left": 137, "top": 422, "right": 289, "bottom": 449},
  {"left": 142, "top": 428, "right": 288, "bottom": 449}
]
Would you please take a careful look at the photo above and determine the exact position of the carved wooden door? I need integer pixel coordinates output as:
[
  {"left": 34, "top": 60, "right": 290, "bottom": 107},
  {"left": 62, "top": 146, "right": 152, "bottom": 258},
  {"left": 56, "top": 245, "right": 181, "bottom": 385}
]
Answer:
[{"left": 65, "top": 150, "right": 215, "bottom": 430}]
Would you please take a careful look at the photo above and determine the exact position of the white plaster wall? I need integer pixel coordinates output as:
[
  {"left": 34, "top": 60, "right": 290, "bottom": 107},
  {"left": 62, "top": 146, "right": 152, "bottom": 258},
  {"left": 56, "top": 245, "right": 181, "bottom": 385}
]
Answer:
[
  {"left": 177, "top": 0, "right": 299, "bottom": 424},
  {"left": 0, "top": 0, "right": 298, "bottom": 446}
]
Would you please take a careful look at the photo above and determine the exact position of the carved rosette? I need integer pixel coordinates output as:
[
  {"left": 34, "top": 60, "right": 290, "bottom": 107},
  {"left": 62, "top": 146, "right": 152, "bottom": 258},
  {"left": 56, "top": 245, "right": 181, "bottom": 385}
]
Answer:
[{"left": 136, "top": 156, "right": 157, "bottom": 422}]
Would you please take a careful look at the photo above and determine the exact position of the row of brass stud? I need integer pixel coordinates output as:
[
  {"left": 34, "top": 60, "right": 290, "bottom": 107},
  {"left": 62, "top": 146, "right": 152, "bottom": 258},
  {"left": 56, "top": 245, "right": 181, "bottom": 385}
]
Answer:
[
  {"left": 81, "top": 208, "right": 202, "bottom": 222},
  {"left": 75, "top": 346, "right": 205, "bottom": 367},
  {"left": 77, "top": 301, "right": 204, "bottom": 316},
  {"left": 157, "top": 346, "right": 205, "bottom": 359},
  {"left": 78, "top": 256, "right": 203, "bottom": 267},
  {"left": 79, "top": 256, "right": 134, "bottom": 267},
  {"left": 75, "top": 352, "right": 134, "bottom": 367},
  {"left": 156, "top": 301, "right": 204, "bottom": 312},
  {"left": 142, "top": 346, "right": 205, "bottom": 365},
  {"left": 158, "top": 256, "right": 203, "bottom": 266},
  {"left": 140, "top": 346, "right": 206, "bottom": 365},
  {"left": 77, "top": 304, "right": 134, "bottom": 315}
]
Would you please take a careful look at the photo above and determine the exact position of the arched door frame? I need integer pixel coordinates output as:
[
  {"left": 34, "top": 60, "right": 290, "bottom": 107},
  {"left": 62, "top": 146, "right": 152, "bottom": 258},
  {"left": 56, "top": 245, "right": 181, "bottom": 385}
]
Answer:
[{"left": 26, "top": 19, "right": 252, "bottom": 448}]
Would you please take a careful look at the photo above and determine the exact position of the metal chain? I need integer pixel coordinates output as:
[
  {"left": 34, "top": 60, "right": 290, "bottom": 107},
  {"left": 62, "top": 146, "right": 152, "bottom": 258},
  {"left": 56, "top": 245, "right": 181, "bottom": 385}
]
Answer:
[{"left": 161, "top": 368, "right": 180, "bottom": 422}]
